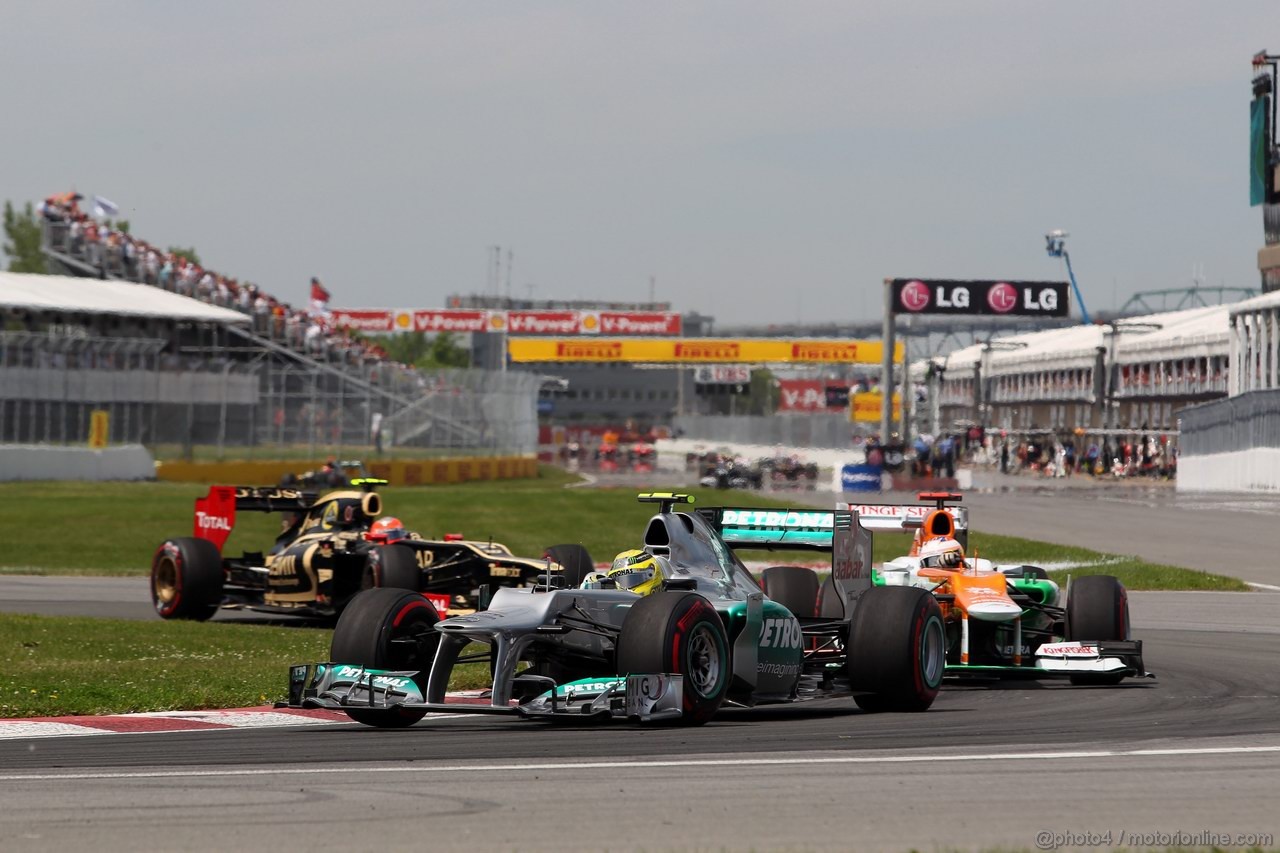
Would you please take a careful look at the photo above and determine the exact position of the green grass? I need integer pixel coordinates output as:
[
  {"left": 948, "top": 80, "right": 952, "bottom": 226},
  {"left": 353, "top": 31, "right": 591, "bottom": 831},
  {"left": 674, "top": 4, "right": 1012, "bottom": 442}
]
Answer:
[
  {"left": 0, "top": 615, "right": 331, "bottom": 717},
  {"left": 1048, "top": 559, "right": 1249, "bottom": 591},
  {"left": 0, "top": 478, "right": 1254, "bottom": 593},
  {"left": 0, "top": 614, "right": 494, "bottom": 719}
]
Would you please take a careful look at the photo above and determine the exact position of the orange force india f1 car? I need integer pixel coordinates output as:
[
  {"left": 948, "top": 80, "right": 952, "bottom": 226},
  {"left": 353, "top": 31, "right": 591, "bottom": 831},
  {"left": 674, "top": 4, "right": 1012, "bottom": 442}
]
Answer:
[
  {"left": 150, "top": 480, "right": 592, "bottom": 621},
  {"left": 836, "top": 492, "right": 1150, "bottom": 684}
]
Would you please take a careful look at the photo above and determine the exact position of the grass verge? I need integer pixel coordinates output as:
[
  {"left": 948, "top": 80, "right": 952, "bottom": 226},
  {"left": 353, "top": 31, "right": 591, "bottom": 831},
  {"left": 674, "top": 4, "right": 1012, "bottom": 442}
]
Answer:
[
  {"left": 0, "top": 614, "right": 491, "bottom": 719},
  {"left": 0, "top": 477, "right": 1239, "bottom": 586}
]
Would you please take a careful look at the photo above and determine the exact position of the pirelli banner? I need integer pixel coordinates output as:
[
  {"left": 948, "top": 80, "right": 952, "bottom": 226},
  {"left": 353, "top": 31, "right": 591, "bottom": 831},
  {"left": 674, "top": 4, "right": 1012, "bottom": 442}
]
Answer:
[
  {"left": 851, "top": 390, "right": 900, "bottom": 423},
  {"left": 507, "top": 338, "right": 901, "bottom": 365},
  {"left": 891, "top": 279, "right": 1069, "bottom": 317}
]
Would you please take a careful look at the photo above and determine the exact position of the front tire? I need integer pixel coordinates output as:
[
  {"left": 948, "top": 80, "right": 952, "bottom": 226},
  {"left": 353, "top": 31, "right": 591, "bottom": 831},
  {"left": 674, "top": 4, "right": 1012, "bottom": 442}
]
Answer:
[
  {"left": 362, "top": 544, "right": 422, "bottom": 591},
  {"left": 1065, "top": 575, "right": 1129, "bottom": 686},
  {"left": 615, "top": 592, "right": 729, "bottom": 725},
  {"left": 847, "top": 586, "right": 945, "bottom": 712},
  {"left": 330, "top": 588, "right": 441, "bottom": 727},
  {"left": 150, "top": 537, "right": 223, "bottom": 621}
]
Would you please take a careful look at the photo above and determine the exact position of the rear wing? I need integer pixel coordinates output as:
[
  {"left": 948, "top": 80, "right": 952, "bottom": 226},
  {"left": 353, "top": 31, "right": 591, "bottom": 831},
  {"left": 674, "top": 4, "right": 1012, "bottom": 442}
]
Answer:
[
  {"left": 834, "top": 501, "right": 968, "bottom": 534},
  {"left": 697, "top": 505, "right": 874, "bottom": 614},
  {"left": 696, "top": 506, "right": 843, "bottom": 551},
  {"left": 836, "top": 495, "right": 969, "bottom": 550},
  {"left": 194, "top": 485, "right": 319, "bottom": 551}
]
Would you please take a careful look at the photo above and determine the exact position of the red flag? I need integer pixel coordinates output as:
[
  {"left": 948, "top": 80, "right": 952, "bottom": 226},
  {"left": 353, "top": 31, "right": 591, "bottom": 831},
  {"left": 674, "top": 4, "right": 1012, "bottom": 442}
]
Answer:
[{"left": 310, "top": 278, "right": 331, "bottom": 304}]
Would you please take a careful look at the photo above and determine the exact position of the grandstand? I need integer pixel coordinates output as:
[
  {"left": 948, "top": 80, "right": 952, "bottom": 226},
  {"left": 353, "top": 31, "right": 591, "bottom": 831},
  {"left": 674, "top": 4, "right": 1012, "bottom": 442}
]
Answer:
[{"left": 19, "top": 198, "right": 539, "bottom": 456}]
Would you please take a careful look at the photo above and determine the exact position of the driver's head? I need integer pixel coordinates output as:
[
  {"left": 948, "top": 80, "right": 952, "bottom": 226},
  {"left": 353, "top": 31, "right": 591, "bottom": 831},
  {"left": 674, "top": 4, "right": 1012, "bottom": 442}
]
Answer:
[
  {"left": 366, "top": 516, "right": 408, "bottom": 544},
  {"left": 918, "top": 536, "right": 965, "bottom": 570},
  {"left": 607, "top": 549, "right": 662, "bottom": 596}
]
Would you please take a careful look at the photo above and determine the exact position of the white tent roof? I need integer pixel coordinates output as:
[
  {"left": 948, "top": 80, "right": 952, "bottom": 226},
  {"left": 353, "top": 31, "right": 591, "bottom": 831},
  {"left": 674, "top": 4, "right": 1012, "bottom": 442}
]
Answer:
[
  {"left": 1229, "top": 288, "right": 1280, "bottom": 315},
  {"left": 919, "top": 303, "right": 1231, "bottom": 379},
  {"left": 0, "top": 272, "right": 249, "bottom": 324}
]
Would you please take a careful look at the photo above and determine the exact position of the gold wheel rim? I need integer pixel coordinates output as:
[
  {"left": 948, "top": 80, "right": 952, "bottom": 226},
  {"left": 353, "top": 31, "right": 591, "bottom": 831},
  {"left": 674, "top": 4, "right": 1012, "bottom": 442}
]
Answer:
[{"left": 155, "top": 557, "right": 178, "bottom": 603}]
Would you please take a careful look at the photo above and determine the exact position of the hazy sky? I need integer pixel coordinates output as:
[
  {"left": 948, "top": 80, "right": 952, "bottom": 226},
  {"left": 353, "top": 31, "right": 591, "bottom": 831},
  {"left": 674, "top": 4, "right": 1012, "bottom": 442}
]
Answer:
[{"left": 2, "top": 2, "right": 1273, "bottom": 325}]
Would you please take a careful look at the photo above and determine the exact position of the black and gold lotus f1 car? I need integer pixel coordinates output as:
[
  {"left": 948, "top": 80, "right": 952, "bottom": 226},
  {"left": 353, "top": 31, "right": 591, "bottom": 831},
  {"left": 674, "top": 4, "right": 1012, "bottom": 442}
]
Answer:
[{"left": 149, "top": 480, "right": 591, "bottom": 621}]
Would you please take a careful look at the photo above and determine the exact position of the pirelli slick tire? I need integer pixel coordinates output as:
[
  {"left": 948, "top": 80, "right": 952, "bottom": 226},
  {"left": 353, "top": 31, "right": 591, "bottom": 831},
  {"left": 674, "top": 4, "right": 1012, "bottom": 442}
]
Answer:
[
  {"left": 543, "top": 544, "right": 595, "bottom": 588},
  {"left": 1065, "top": 575, "right": 1129, "bottom": 686},
  {"left": 847, "top": 586, "right": 945, "bottom": 712},
  {"left": 760, "top": 566, "right": 820, "bottom": 619},
  {"left": 330, "top": 588, "right": 441, "bottom": 728},
  {"left": 615, "top": 591, "right": 729, "bottom": 725},
  {"left": 361, "top": 544, "right": 422, "bottom": 592},
  {"left": 150, "top": 537, "right": 223, "bottom": 621}
]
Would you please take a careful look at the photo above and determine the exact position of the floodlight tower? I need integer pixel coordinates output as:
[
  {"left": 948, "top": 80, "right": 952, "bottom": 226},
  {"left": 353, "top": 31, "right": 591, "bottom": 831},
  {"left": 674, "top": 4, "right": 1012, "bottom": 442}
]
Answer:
[{"left": 1045, "top": 230, "right": 1092, "bottom": 324}]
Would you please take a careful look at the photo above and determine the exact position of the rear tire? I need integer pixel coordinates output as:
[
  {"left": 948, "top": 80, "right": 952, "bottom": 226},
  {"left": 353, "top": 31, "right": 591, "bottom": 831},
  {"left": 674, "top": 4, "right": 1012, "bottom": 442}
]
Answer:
[
  {"left": 150, "top": 537, "right": 223, "bottom": 621},
  {"left": 362, "top": 544, "right": 422, "bottom": 591},
  {"left": 330, "top": 588, "right": 441, "bottom": 727},
  {"left": 760, "top": 566, "right": 820, "bottom": 619},
  {"left": 543, "top": 544, "right": 595, "bottom": 588},
  {"left": 1065, "top": 575, "right": 1129, "bottom": 686},
  {"left": 615, "top": 592, "right": 729, "bottom": 725},
  {"left": 847, "top": 586, "right": 945, "bottom": 712}
]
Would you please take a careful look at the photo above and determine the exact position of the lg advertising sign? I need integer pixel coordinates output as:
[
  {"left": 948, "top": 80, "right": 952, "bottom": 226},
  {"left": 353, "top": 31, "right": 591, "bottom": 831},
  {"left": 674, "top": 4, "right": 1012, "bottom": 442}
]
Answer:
[{"left": 891, "top": 279, "right": 1069, "bottom": 317}]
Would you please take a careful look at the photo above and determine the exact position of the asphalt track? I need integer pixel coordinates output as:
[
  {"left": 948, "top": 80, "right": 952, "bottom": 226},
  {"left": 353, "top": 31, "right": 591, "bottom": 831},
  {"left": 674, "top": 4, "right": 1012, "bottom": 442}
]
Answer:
[{"left": 2, "top": 593, "right": 1277, "bottom": 852}]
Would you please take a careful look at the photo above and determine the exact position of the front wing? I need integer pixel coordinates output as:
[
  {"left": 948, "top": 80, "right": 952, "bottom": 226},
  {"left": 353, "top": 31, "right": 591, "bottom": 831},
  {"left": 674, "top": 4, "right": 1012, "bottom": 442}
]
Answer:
[
  {"left": 282, "top": 663, "right": 686, "bottom": 722},
  {"left": 946, "top": 640, "right": 1150, "bottom": 680}
]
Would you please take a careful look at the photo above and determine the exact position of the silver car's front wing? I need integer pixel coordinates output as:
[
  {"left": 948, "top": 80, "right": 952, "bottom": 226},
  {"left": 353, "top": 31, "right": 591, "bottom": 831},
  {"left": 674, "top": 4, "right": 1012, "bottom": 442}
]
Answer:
[{"left": 283, "top": 662, "right": 685, "bottom": 722}]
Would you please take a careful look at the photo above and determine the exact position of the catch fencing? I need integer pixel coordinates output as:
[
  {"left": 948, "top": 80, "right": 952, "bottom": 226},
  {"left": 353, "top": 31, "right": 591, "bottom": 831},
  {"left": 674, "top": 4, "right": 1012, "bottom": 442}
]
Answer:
[
  {"left": 0, "top": 332, "right": 540, "bottom": 457},
  {"left": 1178, "top": 389, "right": 1280, "bottom": 456}
]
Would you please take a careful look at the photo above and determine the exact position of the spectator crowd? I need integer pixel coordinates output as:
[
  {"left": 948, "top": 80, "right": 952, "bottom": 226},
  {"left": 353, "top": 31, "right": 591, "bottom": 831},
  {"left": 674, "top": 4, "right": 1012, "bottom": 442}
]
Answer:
[{"left": 35, "top": 191, "right": 413, "bottom": 385}]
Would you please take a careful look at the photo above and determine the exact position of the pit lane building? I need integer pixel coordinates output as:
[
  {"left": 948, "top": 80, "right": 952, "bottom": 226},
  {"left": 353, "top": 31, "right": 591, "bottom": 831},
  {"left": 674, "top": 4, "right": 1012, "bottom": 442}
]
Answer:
[
  {"left": 922, "top": 293, "right": 1280, "bottom": 491},
  {"left": 928, "top": 303, "right": 1230, "bottom": 436}
]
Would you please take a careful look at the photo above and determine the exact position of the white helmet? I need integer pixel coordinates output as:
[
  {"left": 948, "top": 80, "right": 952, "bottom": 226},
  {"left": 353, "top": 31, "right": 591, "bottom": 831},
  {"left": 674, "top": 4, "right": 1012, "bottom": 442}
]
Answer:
[{"left": 919, "top": 537, "right": 965, "bottom": 569}]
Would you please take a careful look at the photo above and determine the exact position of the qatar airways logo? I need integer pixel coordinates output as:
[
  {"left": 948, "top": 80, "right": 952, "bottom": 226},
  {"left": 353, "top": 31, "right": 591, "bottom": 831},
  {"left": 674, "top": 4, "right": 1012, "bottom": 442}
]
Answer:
[
  {"left": 899, "top": 280, "right": 932, "bottom": 312},
  {"left": 196, "top": 511, "right": 232, "bottom": 531}
]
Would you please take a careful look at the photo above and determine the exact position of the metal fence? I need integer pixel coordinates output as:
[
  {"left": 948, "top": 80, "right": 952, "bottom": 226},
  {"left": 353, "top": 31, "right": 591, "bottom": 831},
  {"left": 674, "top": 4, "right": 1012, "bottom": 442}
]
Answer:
[
  {"left": 1178, "top": 389, "right": 1280, "bottom": 456},
  {"left": 0, "top": 332, "right": 540, "bottom": 457},
  {"left": 674, "top": 413, "right": 855, "bottom": 450}
]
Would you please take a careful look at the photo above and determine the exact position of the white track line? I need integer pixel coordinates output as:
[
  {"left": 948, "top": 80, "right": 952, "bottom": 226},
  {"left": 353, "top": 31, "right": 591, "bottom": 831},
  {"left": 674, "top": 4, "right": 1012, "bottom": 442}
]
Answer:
[
  {"left": 1247, "top": 581, "right": 1280, "bottom": 592},
  {"left": 2, "top": 744, "right": 1278, "bottom": 782}
]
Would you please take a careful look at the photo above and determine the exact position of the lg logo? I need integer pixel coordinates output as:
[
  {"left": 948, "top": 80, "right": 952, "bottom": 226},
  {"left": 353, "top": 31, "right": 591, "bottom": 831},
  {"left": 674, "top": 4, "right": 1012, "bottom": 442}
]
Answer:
[
  {"left": 899, "top": 280, "right": 931, "bottom": 312},
  {"left": 987, "top": 282, "right": 1018, "bottom": 314}
]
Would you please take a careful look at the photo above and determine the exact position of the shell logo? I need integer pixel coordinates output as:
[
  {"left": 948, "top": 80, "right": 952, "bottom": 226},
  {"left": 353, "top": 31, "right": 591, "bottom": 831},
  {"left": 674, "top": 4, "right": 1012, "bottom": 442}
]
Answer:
[
  {"left": 579, "top": 312, "right": 600, "bottom": 334},
  {"left": 489, "top": 312, "right": 506, "bottom": 331},
  {"left": 394, "top": 311, "right": 413, "bottom": 330}
]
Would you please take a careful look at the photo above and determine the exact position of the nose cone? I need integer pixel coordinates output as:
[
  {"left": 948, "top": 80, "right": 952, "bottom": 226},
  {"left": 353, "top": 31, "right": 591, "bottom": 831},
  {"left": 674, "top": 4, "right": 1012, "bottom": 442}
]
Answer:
[
  {"left": 964, "top": 597, "right": 1024, "bottom": 622},
  {"left": 954, "top": 575, "right": 1023, "bottom": 622}
]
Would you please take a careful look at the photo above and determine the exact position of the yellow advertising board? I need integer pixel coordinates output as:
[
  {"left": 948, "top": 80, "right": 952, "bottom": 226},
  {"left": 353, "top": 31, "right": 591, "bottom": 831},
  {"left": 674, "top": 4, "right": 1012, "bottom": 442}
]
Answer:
[
  {"left": 88, "top": 409, "right": 110, "bottom": 448},
  {"left": 851, "top": 391, "right": 901, "bottom": 423},
  {"left": 507, "top": 338, "right": 901, "bottom": 365}
]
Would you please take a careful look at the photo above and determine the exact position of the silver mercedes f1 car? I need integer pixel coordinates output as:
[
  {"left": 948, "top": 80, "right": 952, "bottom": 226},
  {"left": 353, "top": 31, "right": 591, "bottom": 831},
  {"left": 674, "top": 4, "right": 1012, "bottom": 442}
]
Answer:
[{"left": 281, "top": 493, "right": 947, "bottom": 727}]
